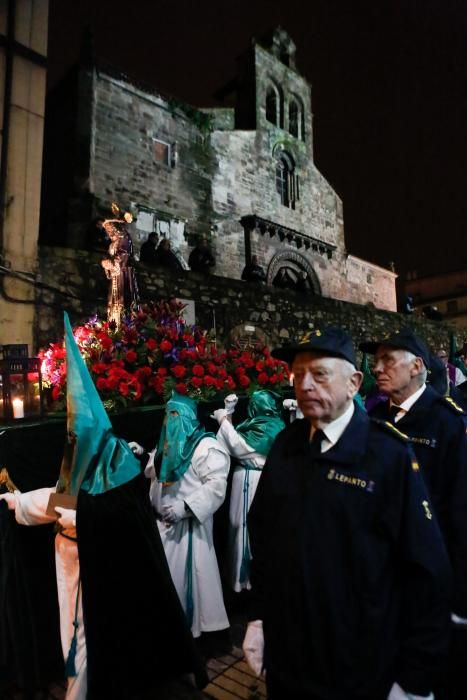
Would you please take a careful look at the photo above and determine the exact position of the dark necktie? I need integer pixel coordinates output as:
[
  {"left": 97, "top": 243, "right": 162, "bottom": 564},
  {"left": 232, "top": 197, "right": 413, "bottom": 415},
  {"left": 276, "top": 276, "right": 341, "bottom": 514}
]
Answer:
[
  {"left": 388, "top": 405, "right": 401, "bottom": 424},
  {"left": 309, "top": 428, "right": 325, "bottom": 458}
]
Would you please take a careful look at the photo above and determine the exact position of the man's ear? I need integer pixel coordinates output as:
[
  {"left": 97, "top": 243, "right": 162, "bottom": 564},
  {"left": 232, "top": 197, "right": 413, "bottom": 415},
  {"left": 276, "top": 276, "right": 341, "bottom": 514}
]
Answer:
[
  {"left": 349, "top": 370, "right": 363, "bottom": 396},
  {"left": 410, "top": 357, "right": 425, "bottom": 377}
]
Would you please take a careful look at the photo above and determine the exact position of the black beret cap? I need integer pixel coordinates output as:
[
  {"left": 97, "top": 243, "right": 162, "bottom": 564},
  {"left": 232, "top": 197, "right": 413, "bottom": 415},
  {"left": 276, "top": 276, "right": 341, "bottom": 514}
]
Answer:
[
  {"left": 359, "top": 327, "right": 430, "bottom": 367},
  {"left": 271, "top": 326, "right": 357, "bottom": 366}
]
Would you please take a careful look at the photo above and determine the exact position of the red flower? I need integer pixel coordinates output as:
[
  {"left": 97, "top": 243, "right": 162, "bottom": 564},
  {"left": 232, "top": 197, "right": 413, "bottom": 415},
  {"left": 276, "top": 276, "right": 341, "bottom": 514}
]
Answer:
[
  {"left": 235, "top": 366, "right": 246, "bottom": 376},
  {"left": 52, "top": 385, "right": 61, "bottom": 401},
  {"left": 226, "top": 376, "right": 236, "bottom": 389},
  {"left": 107, "top": 376, "right": 120, "bottom": 390},
  {"left": 160, "top": 340, "right": 172, "bottom": 353},
  {"left": 257, "top": 372, "right": 269, "bottom": 385},
  {"left": 269, "top": 373, "right": 279, "bottom": 384},
  {"left": 98, "top": 333, "right": 113, "bottom": 350},
  {"left": 146, "top": 338, "right": 157, "bottom": 350},
  {"left": 207, "top": 362, "right": 217, "bottom": 375},
  {"left": 149, "top": 375, "right": 165, "bottom": 394},
  {"left": 172, "top": 365, "right": 187, "bottom": 379},
  {"left": 192, "top": 364, "right": 205, "bottom": 377},
  {"left": 265, "top": 357, "right": 275, "bottom": 368},
  {"left": 96, "top": 377, "right": 108, "bottom": 391},
  {"left": 239, "top": 374, "right": 251, "bottom": 387},
  {"left": 157, "top": 367, "right": 168, "bottom": 377},
  {"left": 175, "top": 382, "right": 187, "bottom": 394},
  {"left": 126, "top": 350, "right": 137, "bottom": 363},
  {"left": 190, "top": 377, "right": 202, "bottom": 389},
  {"left": 119, "top": 382, "right": 129, "bottom": 396},
  {"left": 255, "top": 360, "right": 265, "bottom": 372},
  {"left": 135, "top": 366, "right": 152, "bottom": 380},
  {"left": 92, "top": 362, "right": 108, "bottom": 374}
]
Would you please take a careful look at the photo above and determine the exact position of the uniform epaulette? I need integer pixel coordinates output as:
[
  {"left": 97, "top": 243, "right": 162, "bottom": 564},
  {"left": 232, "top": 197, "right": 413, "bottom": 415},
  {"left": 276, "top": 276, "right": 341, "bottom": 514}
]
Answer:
[
  {"left": 370, "top": 417, "right": 410, "bottom": 442},
  {"left": 442, "top": 396, "right": 465, "bottom": 415}
]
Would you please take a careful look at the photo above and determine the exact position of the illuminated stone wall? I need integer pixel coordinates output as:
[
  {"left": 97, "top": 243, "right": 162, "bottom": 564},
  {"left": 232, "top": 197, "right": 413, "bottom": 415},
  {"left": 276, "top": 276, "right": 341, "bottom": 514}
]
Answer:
[
  {"left": 35, "top": 246, "right": 451, "bottom": 357},
  {"left": 41, "top": 28, "right": 396, "bottom": 314}
]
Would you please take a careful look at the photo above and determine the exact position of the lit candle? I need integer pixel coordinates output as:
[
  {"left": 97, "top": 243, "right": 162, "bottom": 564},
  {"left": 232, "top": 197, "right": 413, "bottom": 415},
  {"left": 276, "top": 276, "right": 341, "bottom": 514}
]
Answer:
[
  {"left": 289, "top": 373, "right": 294, "bottom": 387},
  {"left": 12, "top": 398, "right": 24, "bottom": 419}
]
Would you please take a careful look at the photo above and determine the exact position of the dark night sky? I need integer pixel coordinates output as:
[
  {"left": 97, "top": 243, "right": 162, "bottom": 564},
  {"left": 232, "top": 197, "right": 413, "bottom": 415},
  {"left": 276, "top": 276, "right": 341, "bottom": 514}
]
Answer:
[{"left": 47, "top": 0, "right": 467, "bottom": 279}]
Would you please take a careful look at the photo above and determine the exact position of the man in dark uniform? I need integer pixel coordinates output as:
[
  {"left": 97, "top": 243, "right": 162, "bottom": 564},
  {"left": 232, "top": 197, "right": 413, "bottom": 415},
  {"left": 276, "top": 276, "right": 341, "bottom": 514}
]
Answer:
[
  {"left": 360, "top": 328, "right": 467, "bottom": 700},
  {"left": 242, "top": 327, "right": 451, "bottom": 700},
  {"left": 188, "top": 237, "right": 215, "bottom": 274},
  {"left": 139, "top": 232, "right": 159, "bottom": 266}
]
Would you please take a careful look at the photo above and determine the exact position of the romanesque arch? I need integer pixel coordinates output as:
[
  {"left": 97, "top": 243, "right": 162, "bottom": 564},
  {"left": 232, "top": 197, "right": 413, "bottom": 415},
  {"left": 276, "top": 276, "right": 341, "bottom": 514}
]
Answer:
[{"left": 267, "top": 250, "right": 321, "bottom": 294}]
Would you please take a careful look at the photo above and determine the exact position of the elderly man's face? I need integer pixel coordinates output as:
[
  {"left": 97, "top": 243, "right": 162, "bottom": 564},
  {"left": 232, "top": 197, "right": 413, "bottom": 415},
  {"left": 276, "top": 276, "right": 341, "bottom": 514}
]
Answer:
[
  {"left": 373, "top": 346, "right": 419, "bottom": 397},
  {"left": 292, "top": 352, "right": 360, "bottom": 424}
]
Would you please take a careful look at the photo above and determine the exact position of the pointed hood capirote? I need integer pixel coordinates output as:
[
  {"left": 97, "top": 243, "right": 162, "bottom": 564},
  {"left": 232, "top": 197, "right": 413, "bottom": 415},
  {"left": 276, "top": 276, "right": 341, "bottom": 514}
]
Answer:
[
  {"left": 236, "top": 390, "right": 285, "bottom": 456},
  {"left": 157, "top": 392, "right": 215, "bottom": 483},
  {"left": 61, "top": 311, "right": 141, "bottom": 496}
]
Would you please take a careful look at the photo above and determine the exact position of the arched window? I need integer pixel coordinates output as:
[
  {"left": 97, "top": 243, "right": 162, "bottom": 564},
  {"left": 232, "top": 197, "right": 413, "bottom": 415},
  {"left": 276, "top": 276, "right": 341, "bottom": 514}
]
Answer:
[
  {"left": 289, "top": 100, "right": 299, "bottom": 138},
  {"left": 275, "top": 151, "right": 297, "bottom": 208},
  {"left": 288, "top": 97, "right": 305, "bottom": 140},
  {"left": 275, "top": 157, "right": 290, "bottom": 207},
  {"left": 266, "top": 84, "right": 281, "bottom": 126}
]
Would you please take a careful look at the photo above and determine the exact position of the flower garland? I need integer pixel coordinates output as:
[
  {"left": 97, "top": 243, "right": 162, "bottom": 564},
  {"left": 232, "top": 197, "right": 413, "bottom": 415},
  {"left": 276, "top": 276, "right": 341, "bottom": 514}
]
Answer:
[{"left": 39, "top": 299, "right": 290, "bottom": 412}]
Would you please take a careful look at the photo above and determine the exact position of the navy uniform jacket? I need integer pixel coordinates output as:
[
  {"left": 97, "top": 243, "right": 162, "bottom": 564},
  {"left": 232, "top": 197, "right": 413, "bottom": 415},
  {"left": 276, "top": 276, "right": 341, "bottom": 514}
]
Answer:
[
  {"left": 370, "top": 385, "right": 467, "bottom": 617},
  {"left": 248, "top": 405, "right": 451, "bottom": 700}
]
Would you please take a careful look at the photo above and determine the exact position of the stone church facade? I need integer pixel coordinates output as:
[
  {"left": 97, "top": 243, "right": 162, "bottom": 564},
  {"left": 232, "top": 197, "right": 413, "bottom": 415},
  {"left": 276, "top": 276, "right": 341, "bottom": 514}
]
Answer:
[{"left": 40, "top": 28, "right": 396, "bottom": 311}]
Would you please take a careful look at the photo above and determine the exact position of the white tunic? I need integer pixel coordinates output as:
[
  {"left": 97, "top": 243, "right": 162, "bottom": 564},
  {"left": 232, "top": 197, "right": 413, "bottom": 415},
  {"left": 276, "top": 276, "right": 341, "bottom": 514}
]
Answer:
[
  {"left": 150, "top": 437, "right": 230, "bottom": 638},
  {"left": 13, "top": 487, "right": 87, "bottom": 700},
  {"left": 216, "top": 420, "right": 266, "bottom": 592}
]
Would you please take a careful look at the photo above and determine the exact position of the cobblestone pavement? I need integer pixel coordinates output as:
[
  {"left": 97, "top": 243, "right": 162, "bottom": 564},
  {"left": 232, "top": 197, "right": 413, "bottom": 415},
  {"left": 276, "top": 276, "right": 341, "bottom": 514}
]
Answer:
[{"left": 2, "top": 613, "right": 267, "bottom": 700}]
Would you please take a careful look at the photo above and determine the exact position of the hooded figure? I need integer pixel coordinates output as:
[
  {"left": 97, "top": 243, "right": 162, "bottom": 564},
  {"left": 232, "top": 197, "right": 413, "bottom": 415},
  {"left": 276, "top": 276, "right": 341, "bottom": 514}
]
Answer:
[
  {"left": 0, "top": 313, "right": 206, "bottom": 699},
  {"left": 213, "top": 391, "right": 285, "bottom": 591},
  {"left": 144, "top": 393, "right": 231, "bottom": 639}
]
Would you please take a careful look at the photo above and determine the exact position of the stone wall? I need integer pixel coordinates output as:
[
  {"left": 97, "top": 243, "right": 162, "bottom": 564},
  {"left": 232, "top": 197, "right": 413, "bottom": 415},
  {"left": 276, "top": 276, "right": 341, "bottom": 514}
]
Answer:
[
  {"left": 34, "top": 246, "right": 456, "bottom": 357},
  {"left": 41, "top": 28, "right": 397, "bottom": 315}
]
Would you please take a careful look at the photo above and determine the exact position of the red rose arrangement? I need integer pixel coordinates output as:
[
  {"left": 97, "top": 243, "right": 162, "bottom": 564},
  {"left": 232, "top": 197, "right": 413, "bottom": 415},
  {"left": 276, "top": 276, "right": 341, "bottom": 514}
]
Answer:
[{"left": 38, "top": 299, "right": 290, "bottom": 412}]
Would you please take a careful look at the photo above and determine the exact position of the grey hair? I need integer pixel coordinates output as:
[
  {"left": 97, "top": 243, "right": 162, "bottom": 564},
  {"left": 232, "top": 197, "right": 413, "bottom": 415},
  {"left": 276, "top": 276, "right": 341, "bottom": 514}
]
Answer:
[
  {"left": 404, "top": 350, "right": 428, "bottom": 383},
  {"left": 339, "top": 358, "right": 358, "bottom": 379}
]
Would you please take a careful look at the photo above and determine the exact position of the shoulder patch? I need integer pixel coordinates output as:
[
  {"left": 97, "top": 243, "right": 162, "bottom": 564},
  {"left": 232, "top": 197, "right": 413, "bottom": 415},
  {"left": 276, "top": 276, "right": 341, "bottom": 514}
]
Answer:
[
  {"left": 370, "top": 417, "right": 410, "bottom": 442},
  {"left": 443, "top": 396, "right": 465, "bottom": 414}
]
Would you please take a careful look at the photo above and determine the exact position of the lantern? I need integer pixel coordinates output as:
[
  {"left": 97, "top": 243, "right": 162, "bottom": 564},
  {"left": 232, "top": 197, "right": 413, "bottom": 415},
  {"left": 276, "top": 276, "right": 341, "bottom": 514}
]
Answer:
[{"left": 0, "top": 344, "right": 43, "bottom": 422}]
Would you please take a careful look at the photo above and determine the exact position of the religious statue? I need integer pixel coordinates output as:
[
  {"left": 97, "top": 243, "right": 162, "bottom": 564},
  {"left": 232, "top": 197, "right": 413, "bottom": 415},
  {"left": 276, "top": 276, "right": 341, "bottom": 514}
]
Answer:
[{"left": 101, "top": 203, "right": 140, "bottom": 328}]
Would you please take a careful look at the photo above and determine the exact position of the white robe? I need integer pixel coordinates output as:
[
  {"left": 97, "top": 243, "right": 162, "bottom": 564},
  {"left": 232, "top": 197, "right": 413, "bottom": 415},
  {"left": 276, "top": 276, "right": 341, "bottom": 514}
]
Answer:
[
  {"left": 13, "top": 487, "right": 87, "bottom": 700},
  {"left": 148, "top": 437, "right": 230, "bottom": 638},
  {"left": 216, "top": 420, "right": 265, "bottom": 592}
]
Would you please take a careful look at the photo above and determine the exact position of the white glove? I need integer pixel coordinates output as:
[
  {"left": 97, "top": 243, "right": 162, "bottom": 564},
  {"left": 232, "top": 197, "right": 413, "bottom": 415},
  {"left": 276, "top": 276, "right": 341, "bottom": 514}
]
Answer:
[
  {"left": 128, "top": 441, "right": 145, "bottom": 456},
  {"left": 224, "top": 393, "right": 239, "bottom": 415},
  {"left": 161, "top": 501, "right": 191, "bottom": 524},
  {"left": 387, "top": 682, "right": 434, "bottom": 700},
  {"left": 54, "top": 506, "right": 76, "bottom": 529},
  {"left": 0, "top": 492, "right": 16, "bottom": 510},
  {"left": 242, "top": 620, "right": 264, "bottom": 677},
  {"left": 211, "top": 408, "right": 228, "bottom": 424},
  {"left": 283, "top": 399, "right": 298, "bottom": 410},
  {"left": 451, "top": 612, "right": 467, "bottom": 626}
]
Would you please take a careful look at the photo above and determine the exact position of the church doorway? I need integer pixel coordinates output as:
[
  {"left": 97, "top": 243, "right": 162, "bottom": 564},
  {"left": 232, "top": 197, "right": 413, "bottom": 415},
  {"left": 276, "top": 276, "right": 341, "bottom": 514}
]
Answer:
[{"left": 267, "top": 250, "right": 321, "bottom": 294}]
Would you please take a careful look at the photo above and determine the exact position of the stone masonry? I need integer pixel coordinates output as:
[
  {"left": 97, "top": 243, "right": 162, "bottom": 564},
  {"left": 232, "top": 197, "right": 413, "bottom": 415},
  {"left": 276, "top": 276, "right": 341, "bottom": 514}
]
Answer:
[
  {"left": 40, "top": 28, "right": 397, "bottom": 315},
  {"left": 35, "top": 246, "right": 455, "bottom": 358}
]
